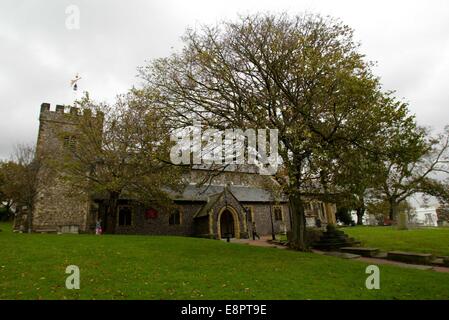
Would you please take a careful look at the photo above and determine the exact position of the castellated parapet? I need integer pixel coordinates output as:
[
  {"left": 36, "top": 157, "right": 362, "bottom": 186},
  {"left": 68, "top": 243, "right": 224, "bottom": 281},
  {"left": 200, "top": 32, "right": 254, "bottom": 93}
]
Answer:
[
  {"left": 31, "top": 103, "right": 102, "bottom": 233},
  {"left": 39, "top": 102, "right": 103, "bottom": 123}
]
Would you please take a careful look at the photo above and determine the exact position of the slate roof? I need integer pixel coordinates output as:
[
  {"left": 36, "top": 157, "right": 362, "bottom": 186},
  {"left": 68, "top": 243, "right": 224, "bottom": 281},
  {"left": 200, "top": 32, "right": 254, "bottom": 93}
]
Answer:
[
  {"left": 193, "top": 192, "right": 223, "bottom": 218},
  {"left": 171, "top": 184, "right": 288, "bottom": 203},
  {"left": 93, "top": 183, "right": 288, "bottom": 203}
]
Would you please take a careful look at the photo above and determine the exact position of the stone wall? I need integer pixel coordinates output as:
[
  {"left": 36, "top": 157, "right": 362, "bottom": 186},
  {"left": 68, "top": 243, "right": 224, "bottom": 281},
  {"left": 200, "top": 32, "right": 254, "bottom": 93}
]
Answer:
[
  {"left": 244, "top": 203, "right": 290, "bottom": 236},
  {"left": 108, "top": 201, "right": 203, "bottom": 236},
  {"left": 31, "top": 102, "right": 335, "bottom": 236},
  {"left": 101, "top": 198, "right": 291, "bottom": 239},
  {"left": 32, "top": 103, "right": 99, "bottom": 233}
]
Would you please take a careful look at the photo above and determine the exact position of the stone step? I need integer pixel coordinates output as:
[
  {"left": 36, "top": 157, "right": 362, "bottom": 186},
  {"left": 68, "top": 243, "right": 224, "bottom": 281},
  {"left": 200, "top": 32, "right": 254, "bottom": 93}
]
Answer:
[
  {"left": 444, "top": 257, "right": 449, "bottom": 267},
  {"left": 312, "top": 227, "right": 361, "bottom": 251},
  {"left": 316, "top": 238, "right": 350, "bottom": 244},
  {"left": 313, "top": 243, "right": 360, "bottom": 251},
  {"left": 324, "top": 251, "right": 361, "bottom": 259},
  {"left": 320, "top": 233, "right": 349, "bottom": 238},
  {"left": 429, "top": 257, "right": 449, "bottom": 267},
  {"left": 387, "top": 251, "right": 434, "bottom": 265},
  {"left": 348, "top": 238, "right": 361, "bottom": 244},
  {"left": 372, "top": 252, "right": 388, "bottom": 259},
  {"left": 340, "top": 247, "right": 380, "bottom": 257},
  {"left": 431, "top": 258, "right": 445, "bottom": 266}
]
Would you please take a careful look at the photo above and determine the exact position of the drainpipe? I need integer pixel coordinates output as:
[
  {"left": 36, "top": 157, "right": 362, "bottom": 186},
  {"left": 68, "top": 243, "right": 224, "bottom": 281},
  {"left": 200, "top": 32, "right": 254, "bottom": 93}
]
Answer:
[
  {"left": 270, "top": 202, "right": 276, "bottom": 241},
  {"left": 244, "top": 206, "right": 250, "bottom": 239}
]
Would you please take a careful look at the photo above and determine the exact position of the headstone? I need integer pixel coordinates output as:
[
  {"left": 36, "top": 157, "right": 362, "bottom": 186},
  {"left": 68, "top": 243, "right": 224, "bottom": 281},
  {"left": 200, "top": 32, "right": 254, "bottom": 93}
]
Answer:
[
  {"left": 368, "top": 214, "right": 377, "bottom": 226},
  {"left": 398, "top": 212, "right": 408, "bottom": 230}
]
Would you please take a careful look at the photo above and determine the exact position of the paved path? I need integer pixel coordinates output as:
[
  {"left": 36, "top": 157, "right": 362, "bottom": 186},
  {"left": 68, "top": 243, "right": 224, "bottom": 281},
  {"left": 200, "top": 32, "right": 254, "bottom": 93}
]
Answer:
[
  {"left": 357, "top": 256, "right": 449, "bottom": 273},
  {"left": 230, "top": 238, "right": 449, "bottom": 273},
  {"left": 311, "top": 249, "right": 441, "bottom": 271},
  {"left": 312, "top": 249, "right": 449, "bottom": 273},
  {"left": 229, "top": 236, "right": 288, "bottom": 249}
]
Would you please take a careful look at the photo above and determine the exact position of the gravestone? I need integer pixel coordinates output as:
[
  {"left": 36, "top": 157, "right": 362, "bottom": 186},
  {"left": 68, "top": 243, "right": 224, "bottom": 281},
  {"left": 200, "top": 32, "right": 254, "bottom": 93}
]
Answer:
[
  {"left": 368, "top": 214, "right": 377, "bottom": 226},
  {"left": 397, "top": 212, "right": 408, "bottom": 230}
]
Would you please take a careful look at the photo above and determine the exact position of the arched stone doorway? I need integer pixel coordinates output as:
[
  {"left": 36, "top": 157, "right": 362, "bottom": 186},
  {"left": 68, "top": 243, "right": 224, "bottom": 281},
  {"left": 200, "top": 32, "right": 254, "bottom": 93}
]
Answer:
[
  {"left": 220, "top": 210, "right": 234, "bottom": 238},
  {"left": 217, "top": 206, "right": 240, "bottom": 239}
]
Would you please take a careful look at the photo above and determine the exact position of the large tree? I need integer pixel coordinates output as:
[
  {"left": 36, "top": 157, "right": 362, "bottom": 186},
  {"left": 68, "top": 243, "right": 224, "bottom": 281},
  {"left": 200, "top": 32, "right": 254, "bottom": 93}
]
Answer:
[
  {"left": 323, "top": 95, "right": 419, "bottom": 224},
  {"left": 0, "top": 162, "right": 14, "bottom": 220},
  {"left": 366, "top": 198, "right": 413, "bottom": 222},
  {"left": 54, "top": 91, "right": 186, "bottom": 233},
  {"left": 374, "top": 125, "right": 449, "bottom": 220},
  {"left": 0, "top": 145, "right": 43, "bottom": 232},
  {"left": 140, "top": 13, "right": 409, "bottom": 249},
  {"left": 331, "top": 151, "right": 380, "bottom": 225}
]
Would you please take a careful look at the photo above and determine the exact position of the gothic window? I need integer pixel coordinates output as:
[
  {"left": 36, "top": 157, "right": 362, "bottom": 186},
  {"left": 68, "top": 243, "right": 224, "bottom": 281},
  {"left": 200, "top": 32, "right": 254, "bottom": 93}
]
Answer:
[
  {"left": 63, "top": 135, "right": 77, "bottom": 151},
  {"left": 169, "top": 208, "right": 181, "bottom": 225},
  {"left": 118, "top": 205, "right": 132, "bottom": 226},
  {"left": 273, "top": 206, "right": 283, "bottom": 221}
]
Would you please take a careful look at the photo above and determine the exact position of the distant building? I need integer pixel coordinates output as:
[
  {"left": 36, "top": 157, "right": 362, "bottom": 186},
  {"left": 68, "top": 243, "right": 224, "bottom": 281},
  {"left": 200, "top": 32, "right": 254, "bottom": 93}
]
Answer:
[{"left": 410, "top": 207, "right": 438, "bottom": 227}]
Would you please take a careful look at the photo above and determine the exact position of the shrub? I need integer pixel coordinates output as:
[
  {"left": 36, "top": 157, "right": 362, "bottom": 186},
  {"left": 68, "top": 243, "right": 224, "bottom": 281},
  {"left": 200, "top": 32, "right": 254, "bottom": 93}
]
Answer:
[{"left": 336, "top": 207, "right": 355, "bottom": 226}]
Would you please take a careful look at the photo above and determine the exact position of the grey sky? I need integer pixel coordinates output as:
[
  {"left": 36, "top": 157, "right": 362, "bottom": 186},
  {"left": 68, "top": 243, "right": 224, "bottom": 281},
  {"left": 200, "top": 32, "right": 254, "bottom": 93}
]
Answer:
[{"left": 1, "top": 0, "right": 448, "bottom": 160}]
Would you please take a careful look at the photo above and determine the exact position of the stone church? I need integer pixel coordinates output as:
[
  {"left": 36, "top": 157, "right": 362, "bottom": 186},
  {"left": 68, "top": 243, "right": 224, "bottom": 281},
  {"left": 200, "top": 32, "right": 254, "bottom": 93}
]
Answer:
[{"left": 25, "top": 103, "right": 337, "bottom": 238}]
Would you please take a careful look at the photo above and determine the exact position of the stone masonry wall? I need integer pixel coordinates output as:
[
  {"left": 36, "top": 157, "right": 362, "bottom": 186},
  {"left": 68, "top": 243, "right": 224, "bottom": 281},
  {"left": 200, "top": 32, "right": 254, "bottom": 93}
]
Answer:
[
  {"left": 245, "top": 203, "right": 291, "bottom": 236},
  {"left": 112, "top": 201, "right": 203, "bottom": 236},
  {"left": 32, "top": 103, "right": 99, "bottom": 233}
]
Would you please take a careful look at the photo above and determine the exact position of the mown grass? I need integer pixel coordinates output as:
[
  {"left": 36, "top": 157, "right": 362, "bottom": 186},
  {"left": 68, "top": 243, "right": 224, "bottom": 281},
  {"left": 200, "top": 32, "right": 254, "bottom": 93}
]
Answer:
[
  {"left": 342, "top": 226, "right": 449, "bottom": 257},
  {"left": 1, "top": 222, "right": 449, "bottom": 300}
]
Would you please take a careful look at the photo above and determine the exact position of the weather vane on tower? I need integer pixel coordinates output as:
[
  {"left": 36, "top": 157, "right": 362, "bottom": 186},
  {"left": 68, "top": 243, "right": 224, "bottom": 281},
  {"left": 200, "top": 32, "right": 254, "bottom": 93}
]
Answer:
[{"left": 70, "top": 73, "right": 82, "bottom": 91}]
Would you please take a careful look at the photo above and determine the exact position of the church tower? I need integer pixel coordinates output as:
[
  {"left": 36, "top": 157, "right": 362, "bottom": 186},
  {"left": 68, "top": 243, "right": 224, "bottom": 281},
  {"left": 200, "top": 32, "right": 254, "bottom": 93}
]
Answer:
[{"left": 31, "top": 103, "right": 100, "bottom": 233}]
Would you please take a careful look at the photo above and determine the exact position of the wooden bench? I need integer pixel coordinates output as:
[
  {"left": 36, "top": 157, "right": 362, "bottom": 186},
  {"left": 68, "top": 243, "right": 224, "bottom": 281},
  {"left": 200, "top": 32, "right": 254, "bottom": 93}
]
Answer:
[
  {"left": 387, "top": 251, "right": 434, "bottom": 265},
  {"left": 340, "top": 247, "right": 380, "bottom": 257}
]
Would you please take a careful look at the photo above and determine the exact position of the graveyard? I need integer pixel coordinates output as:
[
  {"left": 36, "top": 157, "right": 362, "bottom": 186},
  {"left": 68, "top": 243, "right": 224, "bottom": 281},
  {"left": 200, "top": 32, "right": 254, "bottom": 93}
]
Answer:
[
  {"left": 1, "top": 222, "right": 449, "bottom": 300},
  {"left": 342, "top": 226, "right": 449, "bottom": 257}
]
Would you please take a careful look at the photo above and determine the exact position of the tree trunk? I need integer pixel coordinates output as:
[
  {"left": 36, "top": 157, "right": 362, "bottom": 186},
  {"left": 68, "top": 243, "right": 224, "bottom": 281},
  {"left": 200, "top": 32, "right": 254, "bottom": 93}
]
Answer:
[
  {"left": 107, "top": 191, "right": 120, "bottom": 234},
  {"left": 288, "top": 156, "right": 308, "bottom": 251},
  {"left": 5, "top": 202, "right": 12, "bottom": 221},
  {"left": 27, "top": 205, "right": 33, "bottom": 233},
  {"left": 356, "top": 207, "right": 365, "bottom": 225},
  {"left": 289, "top": 190, "right": 307, "bottom": 251},
  {"left": 389, "top": 199, "right": 398, "bottom": 221}
]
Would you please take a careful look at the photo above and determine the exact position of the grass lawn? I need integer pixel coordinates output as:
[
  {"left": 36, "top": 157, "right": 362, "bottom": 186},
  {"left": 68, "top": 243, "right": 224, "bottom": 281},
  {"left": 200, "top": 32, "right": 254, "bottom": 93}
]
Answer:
[
  {"left": 1, "top": 222, "right": 449, "bottom": 300},
  {"left": 342, "top": 226, "right": 449, "bottom": 257}
]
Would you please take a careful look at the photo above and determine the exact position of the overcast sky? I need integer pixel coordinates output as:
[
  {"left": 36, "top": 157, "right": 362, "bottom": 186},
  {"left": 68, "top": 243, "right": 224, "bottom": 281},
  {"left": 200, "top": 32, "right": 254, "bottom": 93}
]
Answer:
[{"left": 1, "top": 0, "right": 448, "bottom": 160}]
